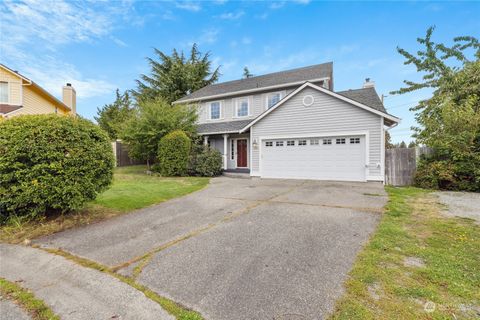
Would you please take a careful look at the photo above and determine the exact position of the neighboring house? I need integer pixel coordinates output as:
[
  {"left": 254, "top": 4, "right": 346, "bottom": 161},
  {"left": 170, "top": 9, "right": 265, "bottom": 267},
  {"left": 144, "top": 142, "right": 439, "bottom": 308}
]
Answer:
[
  {"left": 174, "top": 62, "right": 400, "bottom": 182},
  {"left": 0, "top": 64, "right": 76, "bottom": 118}
]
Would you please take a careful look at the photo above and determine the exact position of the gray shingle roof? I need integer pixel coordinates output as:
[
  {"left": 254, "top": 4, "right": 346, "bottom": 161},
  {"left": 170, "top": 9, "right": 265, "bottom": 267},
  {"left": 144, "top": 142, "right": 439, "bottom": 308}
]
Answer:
[
  {"left": 197, "top": 119, "right": 254, "bottom": 134},
  {"left": 337, "top": 87, "right": 386, "bottom": 113},
  {"left": 176, "top": 62, "right": 333, "bottom": 103}
]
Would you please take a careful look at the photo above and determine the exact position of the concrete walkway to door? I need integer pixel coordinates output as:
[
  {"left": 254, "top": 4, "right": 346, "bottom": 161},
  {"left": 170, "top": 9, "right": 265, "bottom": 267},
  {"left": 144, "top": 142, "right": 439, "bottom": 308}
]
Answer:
[{"left": 36, "top": 177, "right": 387, "bottom": 320}]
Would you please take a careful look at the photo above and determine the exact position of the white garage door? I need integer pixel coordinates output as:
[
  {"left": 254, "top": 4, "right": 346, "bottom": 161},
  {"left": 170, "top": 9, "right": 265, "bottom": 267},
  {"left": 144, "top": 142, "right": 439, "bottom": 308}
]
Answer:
[{"left": 260, "top": 135, "right": 366, "bottom": 181}]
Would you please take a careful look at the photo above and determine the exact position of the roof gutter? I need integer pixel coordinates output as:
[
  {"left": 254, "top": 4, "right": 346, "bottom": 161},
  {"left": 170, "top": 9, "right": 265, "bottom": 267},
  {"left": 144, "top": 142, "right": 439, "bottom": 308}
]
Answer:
[{"left": 173, "top": 77, "right": 330, "bottom": 105}]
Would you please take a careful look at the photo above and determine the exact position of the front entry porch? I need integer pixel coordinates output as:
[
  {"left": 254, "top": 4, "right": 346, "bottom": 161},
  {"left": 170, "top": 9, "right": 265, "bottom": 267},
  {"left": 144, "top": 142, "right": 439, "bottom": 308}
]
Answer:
[{"left": 203, "top": 132, "right": 250, "bottom": 171}]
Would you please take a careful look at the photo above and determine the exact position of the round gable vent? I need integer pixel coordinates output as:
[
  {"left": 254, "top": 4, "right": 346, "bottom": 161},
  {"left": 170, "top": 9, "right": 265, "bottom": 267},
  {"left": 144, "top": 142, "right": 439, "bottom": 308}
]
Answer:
[{"left": 302, "top": 95, "right": 314, "bottom": 107}]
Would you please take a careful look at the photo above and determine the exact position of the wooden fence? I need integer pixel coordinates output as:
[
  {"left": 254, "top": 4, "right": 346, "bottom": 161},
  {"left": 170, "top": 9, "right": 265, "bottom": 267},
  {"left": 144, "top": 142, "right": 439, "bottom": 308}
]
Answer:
[
  {"left": 385, "top": 147, "right": 433, "bottom": 186},
  {"left": 111, "top": 140, "right": 146, "bottom": 167}
]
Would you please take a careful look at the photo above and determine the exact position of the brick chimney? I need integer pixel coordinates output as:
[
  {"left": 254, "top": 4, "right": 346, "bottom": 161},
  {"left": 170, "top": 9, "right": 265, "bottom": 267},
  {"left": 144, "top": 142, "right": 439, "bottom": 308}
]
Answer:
[
  {"left": 363, "top": 78, "right": 375, "bottom": 89},
  {"left": 62, "top": 83, "right": 76, "bottom": 115}
]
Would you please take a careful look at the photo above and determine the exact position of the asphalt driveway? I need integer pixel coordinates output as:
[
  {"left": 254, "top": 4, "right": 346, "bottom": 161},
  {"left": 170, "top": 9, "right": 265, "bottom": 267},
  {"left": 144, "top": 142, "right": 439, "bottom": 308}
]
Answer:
[{"left": 38, "top": 177, "right": 387, "bottom": 320}]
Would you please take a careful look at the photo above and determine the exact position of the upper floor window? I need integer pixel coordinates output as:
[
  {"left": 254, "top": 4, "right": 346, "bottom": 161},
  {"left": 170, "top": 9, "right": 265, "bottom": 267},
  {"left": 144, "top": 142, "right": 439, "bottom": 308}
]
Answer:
[
  {"left": 235, "top": 97, "right": 249, "bottom": 117},
  {"left": 0, "top": 82, "right": 8, "bottom": 103},
  {"left": 266, "top": 92, "right": 283, "bottom": 109},
  {"left": 209, "top": 101, "right": 221, "bottom": 120}
]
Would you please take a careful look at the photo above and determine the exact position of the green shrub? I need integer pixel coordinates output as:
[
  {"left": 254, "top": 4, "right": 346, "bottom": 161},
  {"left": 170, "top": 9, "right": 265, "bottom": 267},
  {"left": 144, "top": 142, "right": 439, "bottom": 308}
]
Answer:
[
  {"left": 189, "top": 144, "right": 223, "bottom": 177},
  {"left": 414, "top": 155, "right": 480, "bottom": 191},
  {"left": 0, "top": 115, "right": 114, "bottom": 222},
  {"left": 157, "top": 130, "right": 191, "bottom": 176}
]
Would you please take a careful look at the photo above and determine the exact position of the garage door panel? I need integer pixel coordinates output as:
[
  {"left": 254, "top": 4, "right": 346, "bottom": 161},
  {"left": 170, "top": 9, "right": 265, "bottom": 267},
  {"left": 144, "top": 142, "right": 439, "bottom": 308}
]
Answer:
[{"left": 260, "top": 135, "right": 366, "bottom": 181}]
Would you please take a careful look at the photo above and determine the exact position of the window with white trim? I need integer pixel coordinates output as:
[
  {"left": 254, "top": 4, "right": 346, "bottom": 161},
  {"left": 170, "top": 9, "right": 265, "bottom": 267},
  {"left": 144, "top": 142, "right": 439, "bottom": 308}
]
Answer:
[
  {"left": 276, "top": 141, "right": 284, "bottom": 147},
  {"left": 350, "top": 137, "right": 360, "bottom": 144},
  {"left": 266, "top": 92, "right": 282, "bottom": 109},
  {"left": 323, "top": 139, "right": 332, "bottom": 145},
  {"left": 209, "top": 101, "right": 221, "bottom": 120},
  {"left": 310, "top": 139, "right": 319, "bottom": 145},
  {"left": 236, "top": 97, "right": 249, "bottom": 117},
  {"left": 298, "top": 140, "right": 307, "bottom": 146},
  {"left": 287, "top": 140, "right": 295, "bottom": 146},
  {"left": 336, "top": 138, "right": 346, "bottom": 144},
  {"left": 265, "top": 141, "right": 273, "bottom": 147},
  {"left": 0, "top": 82, "right": 8, "bottom": 103}
]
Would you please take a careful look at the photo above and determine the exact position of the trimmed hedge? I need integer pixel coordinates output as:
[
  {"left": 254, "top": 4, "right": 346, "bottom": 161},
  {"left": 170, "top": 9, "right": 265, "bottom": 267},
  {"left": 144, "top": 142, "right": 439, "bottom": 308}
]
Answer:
[
  {"left": 157, "top": 130, "right": 191, "bottom": 176},
  {"left": 189, "top": 144, "right": 223, "bottom": 177},
  {"left": 0, "top": 115, "right": 114, "bottom": 221}
]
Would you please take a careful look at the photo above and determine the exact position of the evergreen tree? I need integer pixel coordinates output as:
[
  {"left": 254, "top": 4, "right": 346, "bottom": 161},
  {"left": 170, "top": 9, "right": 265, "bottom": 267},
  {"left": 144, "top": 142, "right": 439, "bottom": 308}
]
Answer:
[
  {"left": 133, "top": 44, "right": 220, "bottom": 104},
  {"left": 95, "top": 89, "right": 134, "bottom": 140},
  {"left": 385, "top": 131, "right": 394, "bottom": 149},
  {"left": 243, "top": 66, "right": 253, "bottom": 79}
]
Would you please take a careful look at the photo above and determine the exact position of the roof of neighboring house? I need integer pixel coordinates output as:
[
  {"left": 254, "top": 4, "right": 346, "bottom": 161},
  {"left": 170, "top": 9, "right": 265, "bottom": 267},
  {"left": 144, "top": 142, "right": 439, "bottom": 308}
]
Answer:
[
  {"left": 175, "top": 62, "right": 333, "bottom": 103},
  {"left": 0, "top": 104, "right": 22, "bottom": 114},
  {"left": 337, "top": 87, "right": 386, "bottom": 113},
  {"left": 0, "top": 64, "right": 71, "bottom": 111},
  {"left": 197, "top": 119, "right": 254, "bottom": 135}
]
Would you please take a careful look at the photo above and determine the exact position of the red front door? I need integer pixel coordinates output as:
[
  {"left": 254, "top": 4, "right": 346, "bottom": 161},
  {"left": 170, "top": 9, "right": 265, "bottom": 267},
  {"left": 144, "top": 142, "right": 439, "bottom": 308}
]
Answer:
[{"left": 236, "top": 139, "right": 248, "bottom": 168}]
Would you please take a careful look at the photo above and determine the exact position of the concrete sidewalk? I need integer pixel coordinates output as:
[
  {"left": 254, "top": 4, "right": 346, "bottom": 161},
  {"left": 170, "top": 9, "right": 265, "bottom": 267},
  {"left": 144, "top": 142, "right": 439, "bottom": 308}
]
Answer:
[{"left": 0, "top": 244, "right": 173, "bottom": 320}]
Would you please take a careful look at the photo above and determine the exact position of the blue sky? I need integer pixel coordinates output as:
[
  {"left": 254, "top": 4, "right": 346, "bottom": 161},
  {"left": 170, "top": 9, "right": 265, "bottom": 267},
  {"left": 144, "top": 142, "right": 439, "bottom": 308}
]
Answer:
[{"left": 1, "top": 0, "right": 479, "bottom": 143}]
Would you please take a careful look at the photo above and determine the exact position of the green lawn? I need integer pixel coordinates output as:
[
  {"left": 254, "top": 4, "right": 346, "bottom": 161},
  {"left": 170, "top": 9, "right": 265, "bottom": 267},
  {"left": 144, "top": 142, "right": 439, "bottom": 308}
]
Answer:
[
  {"left": 93, "top": 165, "right": 209, "bottom": 211},
  {"left": 1, "top": 166, "right": 209, "bottom": 243},
  {"left": 330, "top": 187, "right": 480, "bottom": 320}
]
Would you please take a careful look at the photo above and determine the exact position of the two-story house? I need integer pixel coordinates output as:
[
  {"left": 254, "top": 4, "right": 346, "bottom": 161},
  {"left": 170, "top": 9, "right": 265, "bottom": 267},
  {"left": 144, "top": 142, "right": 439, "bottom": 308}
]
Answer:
[
  {"left": 174, "top": 62, "right": 400, "bottom": 182},
  {"left": 0, "top": 64, "right": 76, "bottom": 118}
]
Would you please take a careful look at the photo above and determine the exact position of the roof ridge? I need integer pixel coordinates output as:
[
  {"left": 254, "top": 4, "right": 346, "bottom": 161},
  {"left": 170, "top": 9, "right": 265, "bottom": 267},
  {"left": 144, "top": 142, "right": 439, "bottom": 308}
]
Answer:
[{"left": 204, "top": 62, "right": 333, "bottom": 88}]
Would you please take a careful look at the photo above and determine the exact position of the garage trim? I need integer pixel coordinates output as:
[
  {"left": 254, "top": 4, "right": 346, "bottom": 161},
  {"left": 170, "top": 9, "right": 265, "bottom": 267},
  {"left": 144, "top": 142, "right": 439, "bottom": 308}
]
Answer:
[{"left": 258, "top": 130, "right": 369, "bottom": 180}]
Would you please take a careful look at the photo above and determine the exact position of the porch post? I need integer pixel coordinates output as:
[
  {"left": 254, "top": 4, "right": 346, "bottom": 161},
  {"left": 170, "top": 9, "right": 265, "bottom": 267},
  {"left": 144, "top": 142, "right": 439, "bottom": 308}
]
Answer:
[
  {"left": 203, "top": 135, "right": 209, "bottom": 146},
  {"left": 223, "top": 134, "right": 229, "bottom": 170}
]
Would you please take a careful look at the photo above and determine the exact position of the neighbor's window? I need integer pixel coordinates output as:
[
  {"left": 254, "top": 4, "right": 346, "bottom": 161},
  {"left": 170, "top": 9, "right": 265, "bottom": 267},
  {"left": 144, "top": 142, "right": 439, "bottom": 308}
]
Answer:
[
  {"left": 266, "top": 92, "right": 282, "bottom": 109},
  {"left": 350, "top": 137, "right": 360, "bottom": 144},
  {"left": 323, "top": 139, "right": 332, "bottom": 145},
  {"left": 236, "top": 98, "right": 249, "bottom": 117},
  {"left": 210, "top": 101, "right": 221, "bottom": 119},
  {"left": 0, "top": 82, "right": 8, "bottom": 103},
  {"left": 310, "top": 139, "right": 319, "bottom": 145},
  {"left": 298, "top": 140, "right": 307, "bottom": 146},
  {"left": 276, "top": 141, "right": 284, "bottom": 147},
  {"left": 265, "top": 141, "right": 273, "bottom": 147},
  {"left": 287, "top": 140, "right": 295, "bottom": 146},
  {"left": 336, "top": 138, "right": 346, "bottom": 144}
]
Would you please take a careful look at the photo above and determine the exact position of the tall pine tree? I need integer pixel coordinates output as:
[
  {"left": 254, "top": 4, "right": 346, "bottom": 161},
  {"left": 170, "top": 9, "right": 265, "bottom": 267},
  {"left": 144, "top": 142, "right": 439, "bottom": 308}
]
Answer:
[
  {"left": 95, "top": 89, "right": 134, "bottom": 140},
  {"left": 133, "top": 44, "right": 220, "bottom": 104}
]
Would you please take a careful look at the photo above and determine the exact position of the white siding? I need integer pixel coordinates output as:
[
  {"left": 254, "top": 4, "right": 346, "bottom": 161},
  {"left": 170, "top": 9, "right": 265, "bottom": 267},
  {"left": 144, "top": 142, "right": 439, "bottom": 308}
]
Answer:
[
  {"left": 250, "top": 87, "right": 383, "bottom": 180},
  {"left": 196, "top": 87, "right": 300, "bottom": 124}
]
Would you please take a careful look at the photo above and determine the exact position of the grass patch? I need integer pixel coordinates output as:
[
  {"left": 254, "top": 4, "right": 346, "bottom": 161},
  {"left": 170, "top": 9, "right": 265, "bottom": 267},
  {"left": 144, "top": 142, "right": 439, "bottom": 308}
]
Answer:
[
  {"left": 330, "top": 187, "right": 480, "bottom": 320},
  {"left": 1, "top": 165, "right": 209, "bottom": 243},
  {"left": 0, "top": 277, "right": 60, "bottom": 320},
  {"left": 40, "top": 247, "right": 203, "bottom": 320}
]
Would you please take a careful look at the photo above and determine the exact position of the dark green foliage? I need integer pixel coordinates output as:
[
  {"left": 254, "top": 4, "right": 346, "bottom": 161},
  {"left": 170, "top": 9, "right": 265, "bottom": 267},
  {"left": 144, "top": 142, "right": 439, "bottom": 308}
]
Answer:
[
  {"left": 133, "top": 44, "right": 220, "bottom": 104},
  {"left": 393, "top": 27, "right": 480, "bottom": 191},
  {"left": 157, "top": 130, "right": 191, "bottom": 176},
  {"left": 189, "top": 143, "right": 223, "bottom": 177},
  {"left": 243, "top": 66, "right": 253, "bottom": 79},
  {"left": 121, "top": 98, "right": 197, "bottom": 165},
  {"left": 95, "top": 89, "right": 134, "bottom": 140},
  {"left": 0, "top": 115, "right": 114, "bottom": 221}
]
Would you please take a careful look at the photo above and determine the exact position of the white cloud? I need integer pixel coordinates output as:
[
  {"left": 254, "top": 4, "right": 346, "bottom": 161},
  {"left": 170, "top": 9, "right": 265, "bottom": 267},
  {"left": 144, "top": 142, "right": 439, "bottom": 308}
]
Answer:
[
  {"left": 292, "top": 0, "right": 311, "bottom": 4},
  {"left": 198, "top": 28, "right": 220, "bottom": 45},
  {"left": 219, "top": 11, "right": 244, "bottom": 20},
  {"left": 242, "top": 37, "right": 252, "bottom": 45},
  {"left": 0, "top": 0, "right": 125, "bottom": 100},
  {"left": 175, "top": 1, "right": 201, "bottom": 12},
  {"left": 269, "top": 2, "right": 285, "bottom": 10}
]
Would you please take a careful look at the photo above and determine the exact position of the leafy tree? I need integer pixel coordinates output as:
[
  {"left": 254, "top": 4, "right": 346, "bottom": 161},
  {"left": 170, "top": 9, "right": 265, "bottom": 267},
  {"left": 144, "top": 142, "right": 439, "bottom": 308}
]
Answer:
[
  {"left": 95, "top": 89, "right": 134, "bottom": 140},
  {"left": 121, "top": 98, "right": 197, "bottom": 167},
  {"left": 408, "top": 141, "right": 416, "bottom": 148},
  {"left": 398, "top": 141, "right": 407, "bottom": 148},
  {"left": 133, "top": 44, "right": 220, "bottom": 104},
  {"left": 393, "top": 27, "right": 480, "bottom": 190},
  {"left": 243, "top": 66, "right": 253, "bottom": 79}
]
